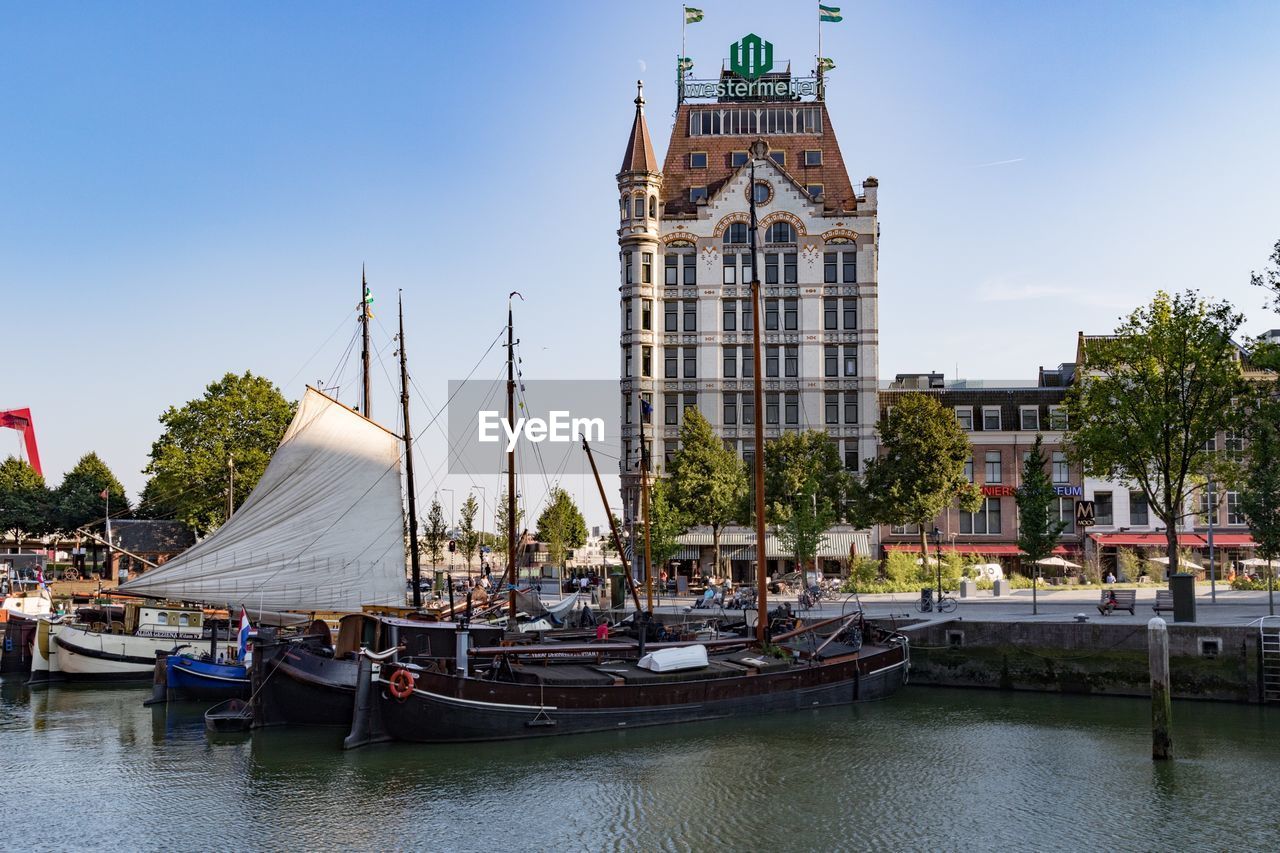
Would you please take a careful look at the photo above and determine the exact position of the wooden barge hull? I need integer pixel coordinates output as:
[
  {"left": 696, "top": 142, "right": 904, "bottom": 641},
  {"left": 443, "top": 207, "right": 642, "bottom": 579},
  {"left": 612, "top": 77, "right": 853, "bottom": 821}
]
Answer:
[
  {"left": 251, "top": 641, "right": 358, "bottom": 727},
  {"left": 374, "top": 644, "right": 908, "bottom": 743}
]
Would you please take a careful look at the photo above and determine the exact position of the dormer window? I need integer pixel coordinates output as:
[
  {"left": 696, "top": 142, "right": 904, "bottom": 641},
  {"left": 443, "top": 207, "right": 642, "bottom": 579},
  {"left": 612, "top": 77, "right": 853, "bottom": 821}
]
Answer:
[
  {"left": 769, "top": 151, "right": 785, "bottom": 166},
  {"left": 730, "top": 151, "right": 748, "bottom": 167},
  {"left": 804, "top": 150, "right": 823, "bottom": 166},
  {"left": 689, "top": 186, "right": 708, "bottom": 203},
  {"left": 689, "top": 152, "right": 708, "bottom": 169},
  {"left": 807, "top": 184, "right": 824, "bottom": 199}
]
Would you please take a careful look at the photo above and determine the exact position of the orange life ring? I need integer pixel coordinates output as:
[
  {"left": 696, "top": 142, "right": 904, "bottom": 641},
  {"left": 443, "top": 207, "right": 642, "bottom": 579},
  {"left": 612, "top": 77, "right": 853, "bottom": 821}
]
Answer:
[{"left": 388, "top": 667, "right": 416, "bottom": 700}]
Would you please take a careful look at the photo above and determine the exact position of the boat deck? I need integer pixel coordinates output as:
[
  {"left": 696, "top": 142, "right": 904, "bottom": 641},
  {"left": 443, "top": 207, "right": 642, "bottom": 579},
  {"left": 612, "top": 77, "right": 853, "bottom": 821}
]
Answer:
[{"left": 504, "top": 643, "right": 891, "bottom": 687}]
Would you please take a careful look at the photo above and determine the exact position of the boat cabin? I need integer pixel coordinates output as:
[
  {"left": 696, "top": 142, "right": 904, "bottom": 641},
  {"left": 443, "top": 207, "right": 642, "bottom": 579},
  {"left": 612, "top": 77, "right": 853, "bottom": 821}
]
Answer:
[{"left": 129, "top": 602, "right": 205, "bottom": 640}]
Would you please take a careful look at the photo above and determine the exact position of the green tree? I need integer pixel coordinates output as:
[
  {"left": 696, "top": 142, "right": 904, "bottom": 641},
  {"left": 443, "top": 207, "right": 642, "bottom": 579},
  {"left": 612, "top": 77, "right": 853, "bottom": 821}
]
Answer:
[
  {"left": 494, "top": 489, "right": 524, "bottom": 561},
  {"left": 54, "top": 452, "right": 130, "bottom": 533},
  {"left": 142, "top": 372, "right": 296, "bottom": 534},
  {"left": 458, "top": 493, "right": 480, "bottom": 570},
  {"left": 851, "top": 393, "right": 982, "bottom": 562},
  {"left": 1016, "top": 435, "right": 1068, "bottom": 613},
  {"left": 535, "top": 487, "right": 587, "bottom": 568},
  {"left": 775, "top": 488, "right": 833, "bottom": 574},
  {"left": 600, "top": 513, "right": 624, "bottom": 558},
  {"left": 1066, "top": 291, "right": 1247, "bottom": 575},
  {"left": 1240, "top": 354, "right": 1280, "bottom": 610},
  {"left": 0, "top": 457, "right": 51, "bottom": 546},
  {"left": 763, "top": 430, "right": 852, "bottom": 523},
  {"left": 648, "top": 479, "right": 688, "bottom": 571},
  {"left": 422, "top": 498, "right": 448, "bottom": 568},
  {"left": 668, "top": 407, "right": 748, "bottom": 576},
  {"left": 1252, "top": 237, "right": 1280, "bottom": 313}
]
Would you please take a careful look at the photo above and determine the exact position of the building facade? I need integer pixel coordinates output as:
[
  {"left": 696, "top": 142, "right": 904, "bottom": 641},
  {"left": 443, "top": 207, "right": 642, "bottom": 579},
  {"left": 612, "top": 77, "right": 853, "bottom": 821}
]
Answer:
[
  {"left": 877, "top": 369, "right": 1084, "bottom": 567},
  {"left": 616, "top": 67, "right": 880, "bottom": 530}
]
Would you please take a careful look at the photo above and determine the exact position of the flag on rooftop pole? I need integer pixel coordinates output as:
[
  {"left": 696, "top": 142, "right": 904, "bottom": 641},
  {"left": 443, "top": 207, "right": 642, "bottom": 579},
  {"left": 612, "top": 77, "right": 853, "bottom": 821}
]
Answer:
[
  {"left": 819, "top": 4, "right": 843, "bottom": 22},
  {"left": 684, "top": 7, "right": 704, "bottom": 24},
  {"left": 678, "top": 57, "right": 694, "bottom": 72},
  {"left": 818, "top": 57, "right": 836, "bottom": 73}
]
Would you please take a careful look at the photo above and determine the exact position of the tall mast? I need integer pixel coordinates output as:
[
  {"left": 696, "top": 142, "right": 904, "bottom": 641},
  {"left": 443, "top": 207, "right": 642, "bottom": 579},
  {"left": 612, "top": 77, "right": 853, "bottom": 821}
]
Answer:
[
  {"left": 639, "top": 400, "right": 654, "bottom": 613},
  {"left": 399, "top": 292, "right": 422, "bottom": 609},
  {"left": 360, "top": 265, "right": 372, "bottom": 418},
  {"left": 748, "top": 141, "right": 769, "bottom": 644},
  {"left": 506, "top": 293, "right": 519, "bottom": 621}
]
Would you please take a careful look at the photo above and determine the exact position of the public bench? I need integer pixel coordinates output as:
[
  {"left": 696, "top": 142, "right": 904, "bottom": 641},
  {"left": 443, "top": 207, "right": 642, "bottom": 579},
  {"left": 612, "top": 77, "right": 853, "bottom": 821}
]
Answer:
[
  {"left": 1097, "top": 589, "right": 1136, "bottom": 615},
  {"left": 1153, "top": 589, "right": 1175, "bottom": 613}
]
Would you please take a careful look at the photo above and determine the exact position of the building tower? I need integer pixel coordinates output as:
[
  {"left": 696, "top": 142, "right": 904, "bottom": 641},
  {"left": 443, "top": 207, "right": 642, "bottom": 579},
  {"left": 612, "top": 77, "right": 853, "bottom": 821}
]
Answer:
[
  {"left": 617, "top": 81, "right": 662, "bottom": 522},
  {"left": 616, "top": 42, "right": 882, "bottom": 578}
]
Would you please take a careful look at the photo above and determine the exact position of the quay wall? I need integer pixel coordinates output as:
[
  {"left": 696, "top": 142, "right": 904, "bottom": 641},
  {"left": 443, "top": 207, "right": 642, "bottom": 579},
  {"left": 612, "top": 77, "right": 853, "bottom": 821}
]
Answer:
[{"left": 894, "top": 619, "right": 1262, "bottom": 703}]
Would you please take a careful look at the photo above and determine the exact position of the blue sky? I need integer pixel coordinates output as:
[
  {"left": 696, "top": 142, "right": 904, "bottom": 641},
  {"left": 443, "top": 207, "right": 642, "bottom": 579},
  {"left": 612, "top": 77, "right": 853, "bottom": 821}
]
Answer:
[{"left": 4, "top": 1, "right": 1279, "bottom": 531}]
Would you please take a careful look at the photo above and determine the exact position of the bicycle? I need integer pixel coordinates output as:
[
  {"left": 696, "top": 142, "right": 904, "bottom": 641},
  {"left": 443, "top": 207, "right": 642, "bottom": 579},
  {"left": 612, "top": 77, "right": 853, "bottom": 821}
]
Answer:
[{"left": 917, "top": 590, "right": 957, "bottom": 614}]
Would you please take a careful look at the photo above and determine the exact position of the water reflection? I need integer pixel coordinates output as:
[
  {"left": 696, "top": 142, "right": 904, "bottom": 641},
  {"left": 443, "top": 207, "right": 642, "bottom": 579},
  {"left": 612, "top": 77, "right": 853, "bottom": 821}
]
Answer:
[{"left": 3, "top": 680, "right": 1277, "bottom": 850}]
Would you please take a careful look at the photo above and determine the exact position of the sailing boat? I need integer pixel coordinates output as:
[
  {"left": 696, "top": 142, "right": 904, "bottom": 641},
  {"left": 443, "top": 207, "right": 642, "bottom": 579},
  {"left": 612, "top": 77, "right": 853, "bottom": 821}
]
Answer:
[
  {"left": 343, "top": 142, "right": 909, "bottom": 746},
  {"left": 249, "top": 291, "right": 511, "bottom": 727},
  {"left": 34, "top": 386, "right": 408, "bottom": 684}
]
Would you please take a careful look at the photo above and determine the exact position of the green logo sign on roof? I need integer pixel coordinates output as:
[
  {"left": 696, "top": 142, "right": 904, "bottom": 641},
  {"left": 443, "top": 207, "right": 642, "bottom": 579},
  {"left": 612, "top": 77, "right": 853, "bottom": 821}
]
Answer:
[{"left": 729, "top": 33, "right": 773, "bottom": 81}]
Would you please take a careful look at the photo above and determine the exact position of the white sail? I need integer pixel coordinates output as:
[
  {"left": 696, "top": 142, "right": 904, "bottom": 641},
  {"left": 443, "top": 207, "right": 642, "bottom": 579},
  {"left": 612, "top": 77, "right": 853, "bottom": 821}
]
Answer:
[{"left": 119, "top": 387, "right": 406, "bottom": 612}]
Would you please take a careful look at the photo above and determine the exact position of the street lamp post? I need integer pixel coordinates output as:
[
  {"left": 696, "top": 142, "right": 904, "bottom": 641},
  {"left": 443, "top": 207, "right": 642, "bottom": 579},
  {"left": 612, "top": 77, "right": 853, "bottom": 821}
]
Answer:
[
  {"left": 931, "top": 526, "right": 943, "bottom": 607},
  {"left": 474, "top": 484, "right": 487, "bottom": 581}
]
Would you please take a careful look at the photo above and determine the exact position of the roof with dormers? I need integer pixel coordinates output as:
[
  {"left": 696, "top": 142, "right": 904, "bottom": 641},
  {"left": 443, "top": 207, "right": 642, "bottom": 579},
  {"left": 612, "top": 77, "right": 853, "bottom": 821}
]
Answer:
[
  {"left": 659, "top": 101, "right": 860, "bottom": 216},
  {"left": 619, "top": 84, "right": 659, "bottom": 175}
]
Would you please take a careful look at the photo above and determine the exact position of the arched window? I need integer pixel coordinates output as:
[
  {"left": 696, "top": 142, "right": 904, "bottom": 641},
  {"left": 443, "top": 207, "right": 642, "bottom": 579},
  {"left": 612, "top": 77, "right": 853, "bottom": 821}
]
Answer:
[
  {"left": 649, "top": 195, "right": 658, "bottom": 218},
  {"left": 766, "top": 222, "right": 795, "bottom": 244},
  {"left": 633, "top": 195, "right": 645, "bottom": 218},
  {"left": 723, "top": 222, "right": 749, "bottom": 244},
  {"left": 620, "top": 197, "right": 628, "bottom": 220}
]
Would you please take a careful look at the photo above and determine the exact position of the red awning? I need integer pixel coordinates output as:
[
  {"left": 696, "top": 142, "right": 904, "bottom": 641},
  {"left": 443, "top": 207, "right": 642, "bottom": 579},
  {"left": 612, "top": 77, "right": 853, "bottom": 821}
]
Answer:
[
  {"left": 1088, "top": 532, "right": 1255, "bottom": 547},
  {"left": 882, "top": 543, "right": 1076, "bottom": 556}
]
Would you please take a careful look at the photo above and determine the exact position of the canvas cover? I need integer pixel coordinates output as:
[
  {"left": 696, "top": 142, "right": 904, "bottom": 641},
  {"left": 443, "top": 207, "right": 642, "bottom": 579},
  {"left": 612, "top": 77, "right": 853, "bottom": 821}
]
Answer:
[{"left": 119, "top": 388, "right": 406, "bottom": 612}]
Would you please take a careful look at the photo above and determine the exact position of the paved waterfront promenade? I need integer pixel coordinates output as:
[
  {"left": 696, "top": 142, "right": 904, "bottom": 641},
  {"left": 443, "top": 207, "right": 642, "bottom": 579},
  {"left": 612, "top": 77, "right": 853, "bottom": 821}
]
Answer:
[{"left": 646, "top": 586, "right": 1279, "bottom": 629}]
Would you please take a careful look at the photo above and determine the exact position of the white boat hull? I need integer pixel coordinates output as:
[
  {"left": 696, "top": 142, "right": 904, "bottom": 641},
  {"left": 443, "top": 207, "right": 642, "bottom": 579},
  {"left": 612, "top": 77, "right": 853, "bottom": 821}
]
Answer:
[{"left": 41, "top": 623, "right": 235, "bottom": 683}]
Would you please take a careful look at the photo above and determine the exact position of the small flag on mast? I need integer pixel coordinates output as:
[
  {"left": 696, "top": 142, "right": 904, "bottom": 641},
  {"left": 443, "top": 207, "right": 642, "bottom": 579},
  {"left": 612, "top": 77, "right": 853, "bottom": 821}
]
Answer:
[
  {"left": 818, "top": 57, "right": 836, "bottom": 73},
  {"left": 677, "top": 57, "right": 694, "bottom": 73},
  {"left": 819, "top": 4, "right": 843, "bottom": 22},
  {"left": 684, "top": 6, "right": 703, "bottom": 24},
  {"left": 238, "top": 607, "right": 253, "bottom": 661},
  {"left": 99, "top": 488, "right": 108, "bottom": 499}
]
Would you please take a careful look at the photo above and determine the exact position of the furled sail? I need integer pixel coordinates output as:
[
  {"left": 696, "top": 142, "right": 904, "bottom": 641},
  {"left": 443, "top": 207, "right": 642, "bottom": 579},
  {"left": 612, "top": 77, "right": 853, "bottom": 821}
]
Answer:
[{"left": 119, "top": 387, "right": 406, "bottom": 612}]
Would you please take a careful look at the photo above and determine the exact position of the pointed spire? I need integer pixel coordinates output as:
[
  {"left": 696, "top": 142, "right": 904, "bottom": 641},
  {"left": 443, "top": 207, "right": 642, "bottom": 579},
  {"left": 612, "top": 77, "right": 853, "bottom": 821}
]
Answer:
[{"left": 619, "top": 79, "right": 658, "bottom": 174}]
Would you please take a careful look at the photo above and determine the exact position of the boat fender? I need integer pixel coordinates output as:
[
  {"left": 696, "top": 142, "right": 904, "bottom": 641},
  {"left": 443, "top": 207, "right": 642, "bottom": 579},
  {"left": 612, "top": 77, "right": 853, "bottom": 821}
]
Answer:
[{"left": 389, "top": 667, "right": 416, "bottom": 701}]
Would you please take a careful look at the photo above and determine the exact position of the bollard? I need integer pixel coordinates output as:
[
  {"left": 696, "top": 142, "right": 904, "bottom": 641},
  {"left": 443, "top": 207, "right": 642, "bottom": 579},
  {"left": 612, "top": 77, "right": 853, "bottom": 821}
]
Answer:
[{"left": 1148, "top": 617, "right": 1173, "bottom": 761}]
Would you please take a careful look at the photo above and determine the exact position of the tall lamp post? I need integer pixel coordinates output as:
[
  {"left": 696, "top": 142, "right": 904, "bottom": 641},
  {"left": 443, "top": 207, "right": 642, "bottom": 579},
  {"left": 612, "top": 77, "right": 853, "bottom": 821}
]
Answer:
[{"left": 931, "top": 526, "right": 943, "bottom": 607}]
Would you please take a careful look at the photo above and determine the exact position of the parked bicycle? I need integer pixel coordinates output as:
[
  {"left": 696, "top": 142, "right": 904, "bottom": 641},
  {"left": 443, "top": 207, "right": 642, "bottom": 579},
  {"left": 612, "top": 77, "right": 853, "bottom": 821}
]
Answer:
[{"left": 917, "top": 588, "right": 957, "bottom": 614}]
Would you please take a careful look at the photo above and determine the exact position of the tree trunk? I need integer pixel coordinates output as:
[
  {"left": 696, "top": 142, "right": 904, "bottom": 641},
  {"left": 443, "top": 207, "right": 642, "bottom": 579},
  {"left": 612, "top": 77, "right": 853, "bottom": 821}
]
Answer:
[
  {"left": 712, "top": 524, "right": 722, "bottom": 581},
  {"left": 1165, "top": 523, "right": 1179, "bottom": 582}
]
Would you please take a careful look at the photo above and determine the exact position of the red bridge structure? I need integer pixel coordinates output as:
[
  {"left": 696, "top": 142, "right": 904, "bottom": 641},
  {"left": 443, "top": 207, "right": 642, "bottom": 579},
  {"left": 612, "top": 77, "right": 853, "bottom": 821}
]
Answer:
[{"left": 1, "top": 409, "right": 42, "bottom": 479}]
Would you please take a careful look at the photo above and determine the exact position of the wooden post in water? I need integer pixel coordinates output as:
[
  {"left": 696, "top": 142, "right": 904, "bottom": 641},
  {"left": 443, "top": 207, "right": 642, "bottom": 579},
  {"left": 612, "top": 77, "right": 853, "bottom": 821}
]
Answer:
[{"left": 1148, "top": 616, "right": 1173, "bottom": 760}]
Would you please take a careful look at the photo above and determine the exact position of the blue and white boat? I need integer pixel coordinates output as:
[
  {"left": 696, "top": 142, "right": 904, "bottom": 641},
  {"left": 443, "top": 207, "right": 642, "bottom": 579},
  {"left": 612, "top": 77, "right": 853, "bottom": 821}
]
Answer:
[{"left": 165, "top": 654, "right": 249, "bottom": 702}]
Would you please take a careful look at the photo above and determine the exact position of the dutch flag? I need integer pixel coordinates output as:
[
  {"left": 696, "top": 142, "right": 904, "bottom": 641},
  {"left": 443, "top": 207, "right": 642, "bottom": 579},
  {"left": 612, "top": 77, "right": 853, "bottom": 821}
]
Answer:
[{"left": 238, "top": 607, "right": 252, "bottom": 661}]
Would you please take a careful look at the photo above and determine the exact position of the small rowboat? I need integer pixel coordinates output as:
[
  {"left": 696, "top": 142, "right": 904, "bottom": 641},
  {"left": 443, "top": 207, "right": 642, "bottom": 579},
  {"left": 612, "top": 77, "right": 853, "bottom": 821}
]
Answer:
[{"left": 204, "top": 698, "right": 253, "bottom": 734}]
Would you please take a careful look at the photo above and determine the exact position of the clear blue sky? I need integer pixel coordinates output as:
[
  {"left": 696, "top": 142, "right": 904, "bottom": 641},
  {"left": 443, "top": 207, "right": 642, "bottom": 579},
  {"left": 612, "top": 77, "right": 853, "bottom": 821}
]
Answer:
[{"left": 4, "top": 1, "right": 1279, "bottom": 530}]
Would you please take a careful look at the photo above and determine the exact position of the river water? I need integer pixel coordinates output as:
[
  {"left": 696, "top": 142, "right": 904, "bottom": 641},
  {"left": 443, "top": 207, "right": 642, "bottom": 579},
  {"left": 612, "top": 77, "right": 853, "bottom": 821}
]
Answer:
[{"left": 3, "top": 681, "right": 1276, "bottom": 851}]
